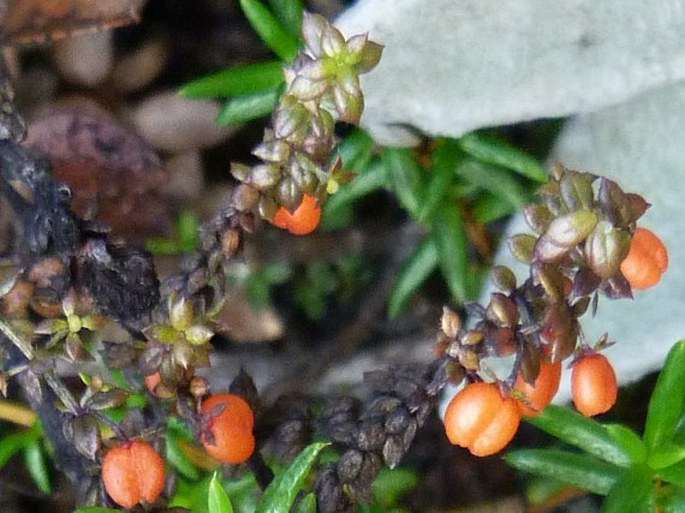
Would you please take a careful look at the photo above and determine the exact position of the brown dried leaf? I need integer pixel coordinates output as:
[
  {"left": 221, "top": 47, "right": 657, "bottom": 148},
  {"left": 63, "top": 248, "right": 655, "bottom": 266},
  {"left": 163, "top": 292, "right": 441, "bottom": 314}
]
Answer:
[{"left": 66, "top": 413, "right": 100, "bottom": 460}]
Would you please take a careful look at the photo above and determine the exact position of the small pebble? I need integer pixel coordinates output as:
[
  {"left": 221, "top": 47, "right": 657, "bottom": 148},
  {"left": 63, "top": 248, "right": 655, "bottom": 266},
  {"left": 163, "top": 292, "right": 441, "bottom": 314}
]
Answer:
[
  {"left": 111, "top": 34, "right": 169, "bottom": 94},
  {"left": 53, "top": 31, "right": 113, "bottom": 87},
  {"left": 129, "top": 90, "right": 237, "bottom": 152}
]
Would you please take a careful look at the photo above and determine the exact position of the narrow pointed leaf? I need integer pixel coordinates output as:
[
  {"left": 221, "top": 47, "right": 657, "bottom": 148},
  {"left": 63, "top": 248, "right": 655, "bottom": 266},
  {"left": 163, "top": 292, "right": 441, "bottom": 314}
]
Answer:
[
  {"left": 266, "top": 0, "right": 304, "bottom": 38},
  {"left": 644, "top": 341, "right": 685, "bottom": 453},
  {"left": 525, "top": 405, "right": 632, "bottom": 467},
  {"left": 433, "top": 203, "right": 469, "bottom": 302},
  {"left": 600, "top": 465, "right": 654, "bottom": 513},
  {"left": 458, "top": 159, "right": 531, "bottom": 210},
  {"left": 505, "top": 449, "right": 621, "bottom": 495},
  {"left": 216, "top": 88, "right": 281, "bottom": 125},
  {"left": 648, "top": 444, "right": 685, "bottom": 469},
  {"left": 472, "top": 192, "right": 517, "bottom": 223},
  {"left": 239, "top": 0, "right": 300, "bottom": 61},
  {"left": 658, "top": 459, "right": 685, "bottom": 487},
  {"left": 605, "top": 424, "right": 647, "bottom": 465},
  {"left": 209, "top": 472, "right": 234, "bottom": 513},
  {"left": 383, "top": 147, "right": 424, "bottom": 218},
  {"left": 0, "top": 425, "right": 40, "bottom": 468},
  {"left": 257, "top": 442, "right": 329, "bottom": 513},
  {"left": 166, "top": 432, "right": 201, "bottom": 480},
  {"left": 180, "top": 61, "right": 284, "bottom": 97},
  {"left": 418, "top": 138, "right": 461, "bottom": 224},
  {"left": 458, "top": 132, "right": 547, "bottom": 182},
  {"left": 388, "top": 237, "right": 439, "bottom": 317},
  {"left": 23, "top": 442, "right": 50, "bottom": 493}
]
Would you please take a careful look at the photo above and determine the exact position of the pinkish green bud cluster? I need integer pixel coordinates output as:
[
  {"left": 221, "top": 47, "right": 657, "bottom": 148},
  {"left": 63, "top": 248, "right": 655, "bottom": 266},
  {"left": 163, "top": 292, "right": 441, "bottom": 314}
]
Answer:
[{"left": 231, "top": 12, "right": 383, "bottom": 220}]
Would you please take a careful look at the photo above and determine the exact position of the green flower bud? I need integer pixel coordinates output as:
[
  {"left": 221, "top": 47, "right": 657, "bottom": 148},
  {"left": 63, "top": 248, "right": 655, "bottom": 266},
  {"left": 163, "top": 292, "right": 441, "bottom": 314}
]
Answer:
[{"left": 584, "top": 221, "right": 631, "bottom": 278}]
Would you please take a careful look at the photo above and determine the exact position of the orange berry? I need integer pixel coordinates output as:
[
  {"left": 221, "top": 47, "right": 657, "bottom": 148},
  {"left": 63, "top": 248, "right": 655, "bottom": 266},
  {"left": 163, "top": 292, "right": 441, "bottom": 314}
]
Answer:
[
  {"left": 101, "top": 440, "right": 165, "bottom": 509},
  {"left": 514, "top": 360, "right": 562, "bottom": 417},
  {"left": 572, "top": 353, "right": 618, "bottom": 417},
  {"left": 144, "top": 372, "right": 161, "bottom": 393},
  {"left": 144, "top": 372, "right": 176, "bottom": 399},
  {"left": 620, "top": 227, "right": 668, "bottom": 289},
  {"left": 271, "top": 194, "right": 321, "bottom": 235},
  {"left": 443, "top": 382, "right": 521, "bottom": 457},
  {"left": 200, "top": 392, "right": 255, "bottom": 464}
]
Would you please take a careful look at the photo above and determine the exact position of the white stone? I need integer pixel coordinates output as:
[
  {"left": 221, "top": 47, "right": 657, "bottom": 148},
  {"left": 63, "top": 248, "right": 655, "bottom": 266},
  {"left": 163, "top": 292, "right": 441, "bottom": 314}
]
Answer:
[{"left": 335, "top": 0, "right": 685, "bottom": 146}]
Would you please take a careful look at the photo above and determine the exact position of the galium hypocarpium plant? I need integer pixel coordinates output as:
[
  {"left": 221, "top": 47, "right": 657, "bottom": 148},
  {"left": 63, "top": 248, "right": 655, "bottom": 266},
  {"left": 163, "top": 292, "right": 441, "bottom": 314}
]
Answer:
[
  {"left": 436, "top": 162, "right": 667, "bottom": 457},
  {"left": 0, "top": 6, "right": 670, "bottom": 512}
]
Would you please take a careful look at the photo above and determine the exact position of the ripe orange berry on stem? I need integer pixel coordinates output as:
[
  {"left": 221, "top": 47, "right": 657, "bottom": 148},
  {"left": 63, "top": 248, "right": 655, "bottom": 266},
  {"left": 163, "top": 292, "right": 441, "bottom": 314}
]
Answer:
[
  {"left": 572, "top": 353, "right": 618, "bottom": 417},
  {"left": 514, "top": 359, "right": 562, "bottom": 416},
  {"left": 101, "top": 440, "right": 165, "bottom": 509},
  {"left": 443, "top": 381, "right": 520, "bottom": 457},
  {"left": 620, "top": 227, "right": 668, "bottom": 289},
  {"left": 270, "top": 193, "right": 321, "bottom": 235},
  {"left": 200, "top": 392, "right": 255, "bottom": 464}
]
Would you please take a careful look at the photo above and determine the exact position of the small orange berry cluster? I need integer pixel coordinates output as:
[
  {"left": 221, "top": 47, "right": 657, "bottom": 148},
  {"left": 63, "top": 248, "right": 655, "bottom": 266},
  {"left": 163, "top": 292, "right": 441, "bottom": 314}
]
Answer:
[
  {"left": 101, "top": 391, "right": 256, "bottom": 508},
  {"left": 443, "top": 352, "right": 618, "bottom": 457}
]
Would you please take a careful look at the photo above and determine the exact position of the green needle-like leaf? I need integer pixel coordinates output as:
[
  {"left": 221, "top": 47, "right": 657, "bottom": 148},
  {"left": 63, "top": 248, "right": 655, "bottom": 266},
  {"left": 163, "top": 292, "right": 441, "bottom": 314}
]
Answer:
[
  {"left": 525, "top": 405, "right": 633, "bottom": 467},
  {"left": 417, "top": 139, "right": 461, "bottom": 224},
  {"left": 658, "top": 459, "right": 685, "bottom": 487},
  {"left": 239, "top": 0, "right": 300, "bottom": 61},
  {"left": 388, "top": 237, "right": 439, "bottom": 318},
  {"left": 505, "top": 449, "right": 621, "bottom": 495},
  {"left": 257, "top": 442, "right": 328, "bottom": 513},
  {"left": 383, "top": 147, "right": 424, "bottom": 218},
  {"left": 605, "top": 424, "right": 647, "bottom": 465},
  {"left": 458, "top": 132, "right": 548, "bottom": 182},
  {"left": 266, "top": 0, "right": 305, "bottom": 38},
  {"left": 216, "top": 88, "right": 281, "bottom": 125},
  {"left": 180, "top": 61, "right": 284, "bottom": 98},
  {"left": 472, "top": 192, "right": 518, "bottom": 223},
  {"left": 209, "top": 472, "right": 234, "bottom": 513},
  {"left": 644, "top": 340, "right": 685, "bottom": 453},
  {"left": 0, "top": 424, "right": 40, "bottom": 468},
  {"left": 457, "top": 159, "right": 531, "bottom": 210},
  {"left": 433, "top": 202, "right": 468, "bottom": 302},
  {"left": 600, "top": 465, "right": 655, "bottom": 513},
  {"left": 165, "top": 433, "right": 201, "bottom": 480},
  {"left": 23, "top": 442, "right": 50, "bottom": 493}
]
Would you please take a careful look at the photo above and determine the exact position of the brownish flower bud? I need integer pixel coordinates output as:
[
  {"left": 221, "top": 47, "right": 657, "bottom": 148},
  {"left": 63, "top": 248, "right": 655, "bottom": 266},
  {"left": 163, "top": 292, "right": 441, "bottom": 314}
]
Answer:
[
  {"left": 535, "top": 210, "right": 598, "bottom": 262},
  {"left": 508, "top": 234, "right": 537, "bottom": 263},
  {"left": 486, "top": 292, "right": 519, "bottom": 327},
  {"left": 440, "top": 306, "right": 461, "bottom": 338},
  {"left": 584, "top": 221, "right": 631, "bottom": 278}
]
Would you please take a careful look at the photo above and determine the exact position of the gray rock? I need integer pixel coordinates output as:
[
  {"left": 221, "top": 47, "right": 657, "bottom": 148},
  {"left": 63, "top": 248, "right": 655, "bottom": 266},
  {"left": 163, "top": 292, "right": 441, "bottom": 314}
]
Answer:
[{"left": 336, "top": 0, "right": 685, "bottom": 146}]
